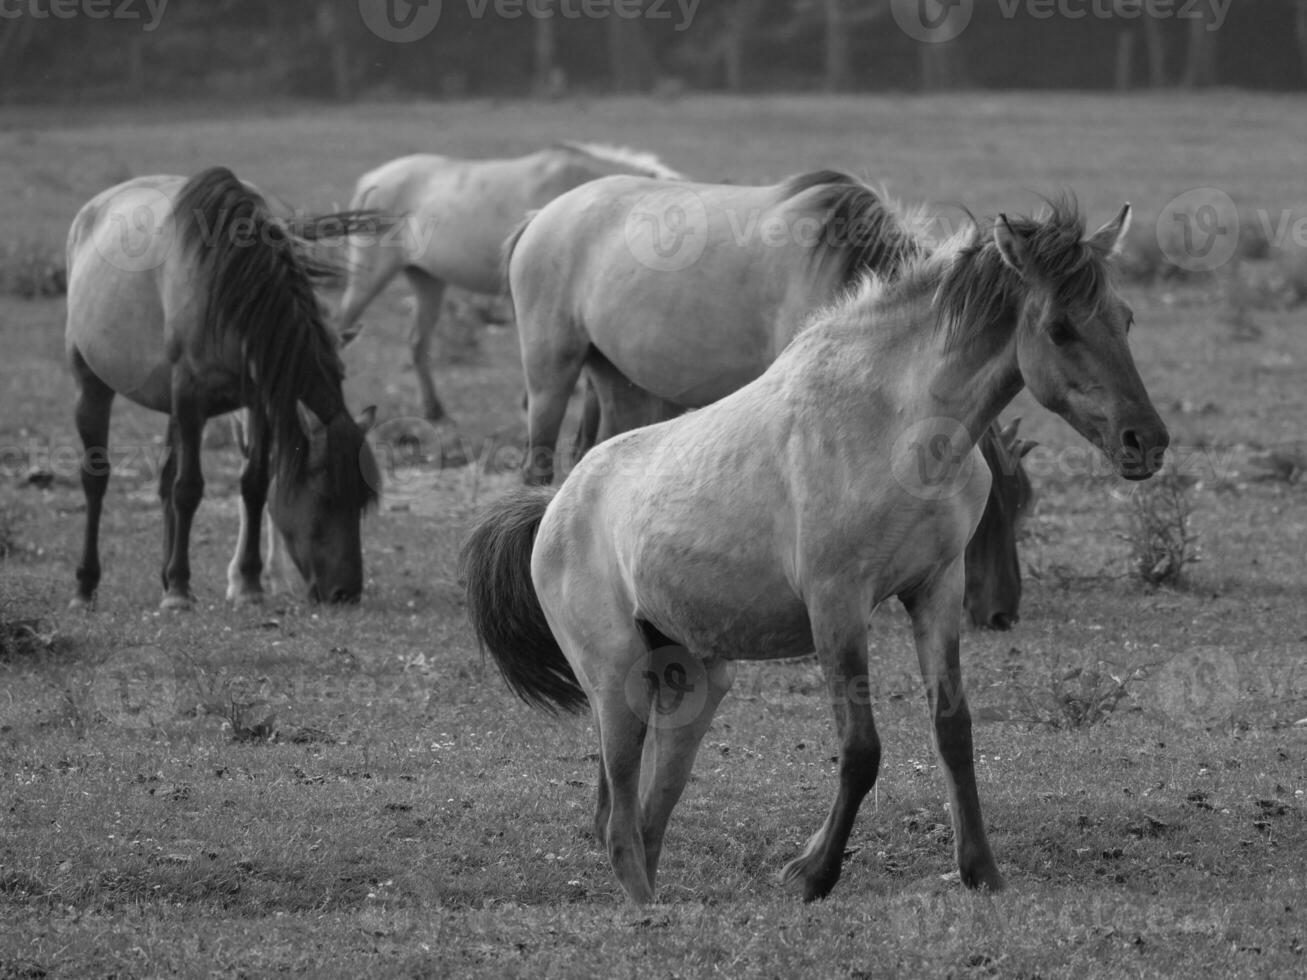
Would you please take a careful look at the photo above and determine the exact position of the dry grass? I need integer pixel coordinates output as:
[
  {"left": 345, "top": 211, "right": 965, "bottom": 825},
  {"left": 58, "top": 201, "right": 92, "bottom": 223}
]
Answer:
[{"left": 2, "top": 92, "right": 1307, "bottom": 979}]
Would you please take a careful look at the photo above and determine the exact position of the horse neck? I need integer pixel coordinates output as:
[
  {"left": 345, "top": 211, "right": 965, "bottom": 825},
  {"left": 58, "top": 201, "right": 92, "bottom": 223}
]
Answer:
[
  {"left": 294, "top": 364, "right": 348, "bottom": 428},
  {"left": 840, "top": 285, "right": 1025, "bottom": 447}
]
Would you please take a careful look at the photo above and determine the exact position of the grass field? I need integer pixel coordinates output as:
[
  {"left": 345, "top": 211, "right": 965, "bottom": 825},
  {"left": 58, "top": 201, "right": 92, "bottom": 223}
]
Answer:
[{"left": 2, "top": 92, "right": 1306, "bottom": 978}]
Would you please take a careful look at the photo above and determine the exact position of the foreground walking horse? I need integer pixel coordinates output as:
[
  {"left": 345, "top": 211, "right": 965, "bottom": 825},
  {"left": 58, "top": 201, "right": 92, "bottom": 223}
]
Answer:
[
  {"left": 335, "top": 142, "right": 681, "bottom": 421},
  {"left": 65, "top": 168, "right": 380, "bottom": 609},
  {"left": 509, "top": 170, "right": 1036, "bottom": 627},
  {"left": 463, "top": 199, "right": 1168, "bottom": 903}
]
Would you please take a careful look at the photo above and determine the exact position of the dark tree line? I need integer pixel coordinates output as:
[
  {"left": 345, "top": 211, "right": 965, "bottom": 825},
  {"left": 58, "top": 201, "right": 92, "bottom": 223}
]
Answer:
[{"left": 2, "top": 0, "right": 1306, "bottom": 102}]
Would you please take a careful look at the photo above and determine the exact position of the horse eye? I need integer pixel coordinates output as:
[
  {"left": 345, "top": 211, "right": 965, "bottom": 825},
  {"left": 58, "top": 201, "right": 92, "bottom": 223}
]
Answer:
[{"left": 1049, "top": 318, "right": 1076, "bottom": 346}]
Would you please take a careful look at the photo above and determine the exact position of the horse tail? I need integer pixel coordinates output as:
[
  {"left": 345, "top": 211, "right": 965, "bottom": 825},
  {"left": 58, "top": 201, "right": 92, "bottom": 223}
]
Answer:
[
  {"left": 459, "top": 487, "right": 588, "bottom": 715},
  {"left": 500, "top": 210, "right": 538, "bottom": 298}
]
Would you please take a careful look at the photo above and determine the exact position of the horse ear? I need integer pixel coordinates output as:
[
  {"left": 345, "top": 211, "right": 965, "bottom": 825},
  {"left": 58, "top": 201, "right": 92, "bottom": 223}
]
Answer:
[
  {"left": 296, "top": 402, "right": 329, "bottom": 469},
  {"left": 1088, "top": 203, "right": 1132, "bottom": 256},
  {"left": 994, "top": 214, "right": 1030, "bottom": 277},
  {"left": 356, "top": 405, "right": 377, "bottom": 434},
  {"left": 1016, "top": 439, "right": 1038, "bottom": 459},
  {"left": 999, "top": 416, "right": 1021, "bottom": 446}
]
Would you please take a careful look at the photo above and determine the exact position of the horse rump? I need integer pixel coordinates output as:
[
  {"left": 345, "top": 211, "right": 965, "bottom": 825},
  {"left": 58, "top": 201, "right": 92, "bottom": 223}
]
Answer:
[{"left": 459, "top": 487, "right": 587, "bottom": 714}]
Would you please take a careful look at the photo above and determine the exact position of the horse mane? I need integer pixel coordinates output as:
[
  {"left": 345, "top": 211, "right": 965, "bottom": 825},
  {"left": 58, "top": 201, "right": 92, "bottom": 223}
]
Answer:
[
  {"left": 172, "top": 166, "right": 378, "bottom": 509},
  {"left": 781, "top": 170, "right": 928, "bottom": 289},
  {"left": 933, "top": 194, "right": 1112, "bottom": 351},
  {"left": 553, "top": 140, "right": 682, "bottom": 180}
]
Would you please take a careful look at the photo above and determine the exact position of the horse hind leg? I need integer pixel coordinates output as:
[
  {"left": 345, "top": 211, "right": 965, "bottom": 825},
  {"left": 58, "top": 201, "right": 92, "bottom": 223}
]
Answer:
[
  {"left": 403, "top": 267, "right": 449, "bottom": 422},
  {"left": 70, "top": 352, "right": 115, "bottom": 608},
  {"left": 636, "top": 631, "right": 734, "bottom": 892}
]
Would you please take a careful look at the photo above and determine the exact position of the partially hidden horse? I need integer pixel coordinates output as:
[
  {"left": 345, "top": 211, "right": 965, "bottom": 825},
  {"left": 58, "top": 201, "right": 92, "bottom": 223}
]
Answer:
[
  {"left": 462, "top": 198, "right": 1168, "bottom": 904},
  {"left": 335, "top": 142, "right": 682, "bottom": 421},
  {"left": 508, "top": 170, "right": 1037, "bottom": 628},
  {"left": 65, "top": 167, "right": 381, "bottom": 610}
]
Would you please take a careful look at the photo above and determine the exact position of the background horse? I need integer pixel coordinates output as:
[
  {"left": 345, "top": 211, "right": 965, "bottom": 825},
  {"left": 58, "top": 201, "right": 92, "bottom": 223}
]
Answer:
[
  {"left": 463, "top": 199, "right": 1168, "bottom": 904},
  {"left": 509, "top": 170, "right": 1036, "bottom": 628},
  {"left": 335, "top": 142, "right": 681, "bottom": 421},
  {"left": 65, "top": 167, "right": 381, "bottom": 610}
]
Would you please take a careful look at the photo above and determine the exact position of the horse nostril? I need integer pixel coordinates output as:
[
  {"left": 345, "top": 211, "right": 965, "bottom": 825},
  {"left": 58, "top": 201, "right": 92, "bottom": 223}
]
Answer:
[
  {"left": 989, "top": 611, "right": 1015, "bottom": 631},
  {"left": 1121, "top": 429, "right": 1142, "bottom": 453}
]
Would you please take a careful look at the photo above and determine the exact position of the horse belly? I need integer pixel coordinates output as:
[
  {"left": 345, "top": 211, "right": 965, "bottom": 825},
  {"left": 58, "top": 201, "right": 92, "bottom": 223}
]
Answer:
[{"left": 66, "top": 253, "right": 174, "bottom": 410}]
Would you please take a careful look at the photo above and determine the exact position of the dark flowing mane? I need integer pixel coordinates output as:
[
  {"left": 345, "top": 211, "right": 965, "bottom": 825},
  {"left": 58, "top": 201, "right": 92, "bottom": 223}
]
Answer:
[
  {"left": 782, "top": 170, "right": 927, "bottom": 288},
  {"left": 172, "top": 166, "right": 378, "bottom": 509},
  {"left": 935, "top": 195, "right": 1113, "bottom": 351}
]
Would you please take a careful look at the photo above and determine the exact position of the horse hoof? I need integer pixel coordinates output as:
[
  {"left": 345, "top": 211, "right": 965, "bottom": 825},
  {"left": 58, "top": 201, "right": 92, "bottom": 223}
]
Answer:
[
  {"left": 961, "top": 866, "right": 1006, "bottom": 893},
  {"left": 229, "top": 590, "right": 264, "bottom": 608},
  {"left": 68, "top": 595, "right": 96, "bottom": 612},
  {"left": 160, "top": 594, "right": 194, "bottom": 612}
]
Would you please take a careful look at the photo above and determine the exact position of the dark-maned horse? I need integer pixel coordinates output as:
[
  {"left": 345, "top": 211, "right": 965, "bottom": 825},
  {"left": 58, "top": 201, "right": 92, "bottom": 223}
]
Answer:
[
  {"left": 65, "top": 167, "right": 380, "bottom": 610},
  {"left": 335, "top": 142, "right": 682, "bottom": 421},
  {"left": 463, "top": 198, "right": 1168, "bottom": 904},
  {"left": 509, "top": 170, "right": 1036, "bottom": 628}
]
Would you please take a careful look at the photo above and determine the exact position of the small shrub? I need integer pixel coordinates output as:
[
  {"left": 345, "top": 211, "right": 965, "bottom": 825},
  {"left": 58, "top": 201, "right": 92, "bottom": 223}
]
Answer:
[
  {"left": 0, "top": 242, "right": 67, "bottom": 298},
  {"left": 1121, "top": 471, "right": 1200, "bottom": 587}
]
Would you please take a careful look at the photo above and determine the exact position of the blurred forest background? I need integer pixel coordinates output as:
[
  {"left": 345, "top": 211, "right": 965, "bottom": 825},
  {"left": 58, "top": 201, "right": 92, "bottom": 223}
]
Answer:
[{"left": 1, "top": 0, "right": 1306, "bottom": 102}]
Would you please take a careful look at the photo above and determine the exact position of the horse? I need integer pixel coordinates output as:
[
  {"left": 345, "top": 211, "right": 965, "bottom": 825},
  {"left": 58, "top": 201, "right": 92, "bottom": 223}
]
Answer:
[
  {"left": 65, "top": 167, "right": 381, "bottom": 610},
  {"left": 509, "top": 170, "right": 1037, "bottom": 629},
  {"left": 462, "top": 198, "right": 1168, "bottom": 904},
  {"left": 334, "top": 142, "right": 682, "bottom": 422}
]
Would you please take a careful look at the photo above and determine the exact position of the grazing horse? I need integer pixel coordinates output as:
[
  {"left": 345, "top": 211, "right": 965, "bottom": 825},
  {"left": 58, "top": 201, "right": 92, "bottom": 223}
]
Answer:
[
  {"left": 462, "top": 198, "right": 1168, "bottom": 904},
  {"left": 65, "top": 167, "right": 381, "bottom": 610},
  {"left": 334, "top": 142, "right": 682, "bottom": 421},
  {"left": 510, "top": 170, "right": 1036, "bottom": 628}
]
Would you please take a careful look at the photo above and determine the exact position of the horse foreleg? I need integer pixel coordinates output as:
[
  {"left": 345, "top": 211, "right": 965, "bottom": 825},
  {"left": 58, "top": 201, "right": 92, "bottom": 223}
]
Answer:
[
  {"left": 161, "top": 376, "right": 206, "bottom": 610},
  {"left": 404, "top": 268, "right": 448, "bottom": 422},
  {"left": 158, "top": 420, "right": 177, "bottom": 592},
  {"left": 780, "top": 594, "right": 880, "bottom": 901},
  {"left": 70, "top": 354, "right": 115, "bottom": 609},
  {"left": 225, "top": 412, "right": 270, "bottom": 605},
  {"left": 902, "top": 558, "right": 1005, "bottom": 892}
]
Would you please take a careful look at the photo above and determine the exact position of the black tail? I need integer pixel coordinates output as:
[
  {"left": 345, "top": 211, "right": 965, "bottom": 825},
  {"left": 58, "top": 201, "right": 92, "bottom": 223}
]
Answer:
[{"left": 459, "top": 488, "right": 588, "bottom": 714}]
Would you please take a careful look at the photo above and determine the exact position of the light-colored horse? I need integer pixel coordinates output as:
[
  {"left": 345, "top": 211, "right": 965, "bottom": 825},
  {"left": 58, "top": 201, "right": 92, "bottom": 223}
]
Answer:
[
  {"left": 507, "top": 169, "right": 922, "bottom": 485},
  {"left": 335, "top": 142, "right": 682, "bottom": 421},
  {"left": 462, "top": 198, "right": 1169, "bottom": 904},
  {"left": 509, "top": 169, "right": 1036, "bottom": 628},
  {"left": 65, "top": 168, "right": 380, "bottom": 610}
]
